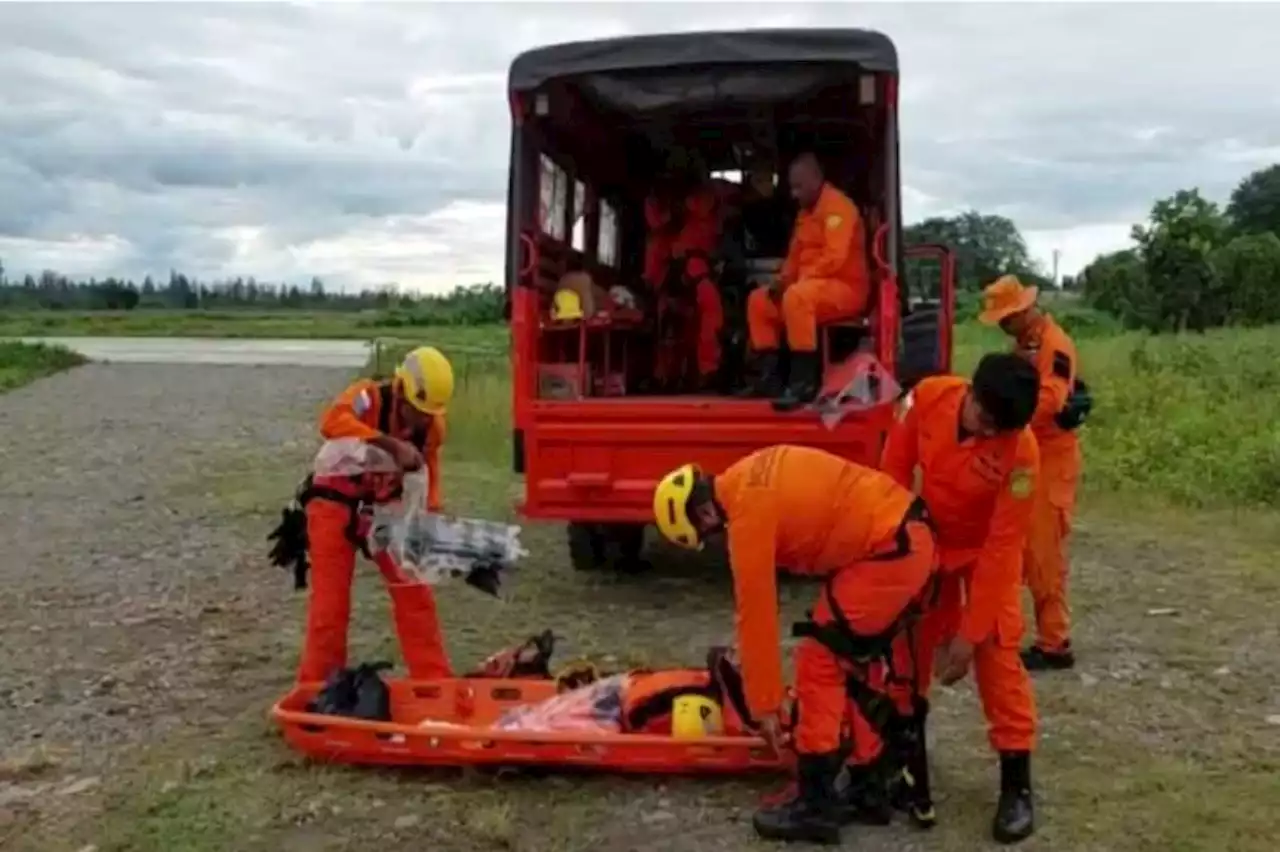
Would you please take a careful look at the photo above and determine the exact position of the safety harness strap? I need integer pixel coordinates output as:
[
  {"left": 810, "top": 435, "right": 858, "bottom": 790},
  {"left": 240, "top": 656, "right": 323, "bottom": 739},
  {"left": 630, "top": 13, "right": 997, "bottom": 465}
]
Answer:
[{"left": 789, "top": 499, "right": 939, "bottom": 734}]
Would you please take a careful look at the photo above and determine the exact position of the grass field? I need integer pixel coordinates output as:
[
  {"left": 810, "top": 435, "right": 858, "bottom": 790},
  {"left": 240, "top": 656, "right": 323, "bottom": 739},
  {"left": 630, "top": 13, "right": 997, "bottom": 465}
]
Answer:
[
  {"left": 8, "top": 314, "right": 1280, "bottom": 851},
  {"left": 0, "top": 341, "right": 86, "bottom": 393},
  {"left": 0, "top": 309, "right": 504, "bottom": 342}
]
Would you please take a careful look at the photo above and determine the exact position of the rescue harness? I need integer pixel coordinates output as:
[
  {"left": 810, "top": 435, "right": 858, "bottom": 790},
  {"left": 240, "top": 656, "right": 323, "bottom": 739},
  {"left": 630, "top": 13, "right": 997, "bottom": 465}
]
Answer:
[
  {"left": 789, "top": 497, "right": 940, "bottom": 827},
  {"left": 267, "top": 383, "right": 422, "bottom": 590}
]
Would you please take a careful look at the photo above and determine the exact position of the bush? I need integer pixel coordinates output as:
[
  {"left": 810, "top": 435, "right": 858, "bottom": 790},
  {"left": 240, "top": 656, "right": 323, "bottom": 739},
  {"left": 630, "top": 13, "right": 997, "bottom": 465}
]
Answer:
[
  {"left": 0, "top": 341, "right": 87, "bottom": 392},
  {"left": 1075, "top": 328, "right": 1280, "bottom": 507}
]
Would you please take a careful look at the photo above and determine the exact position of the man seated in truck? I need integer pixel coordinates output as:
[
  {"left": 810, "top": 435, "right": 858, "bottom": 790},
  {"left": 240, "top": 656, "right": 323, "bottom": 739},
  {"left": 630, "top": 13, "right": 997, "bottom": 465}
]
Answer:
[{"left": 744, "top": 152, "right": 871, "bottom": 409}]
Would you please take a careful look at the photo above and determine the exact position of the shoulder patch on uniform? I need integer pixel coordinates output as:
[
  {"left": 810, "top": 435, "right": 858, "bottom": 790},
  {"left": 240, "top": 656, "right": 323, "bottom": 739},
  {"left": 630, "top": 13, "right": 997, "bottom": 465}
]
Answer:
[
  {"left": 825, "top": 214, "right": 843, "bottom": 230},
  {"left": 353, "top": 389, "right": 371, "bottom": 417},
  {"left": 1052, "top": 351, "right": 1072, "bottom": 379},
  {"left": 1009, "top": 467, "right": 1033, "bottom": 500}
]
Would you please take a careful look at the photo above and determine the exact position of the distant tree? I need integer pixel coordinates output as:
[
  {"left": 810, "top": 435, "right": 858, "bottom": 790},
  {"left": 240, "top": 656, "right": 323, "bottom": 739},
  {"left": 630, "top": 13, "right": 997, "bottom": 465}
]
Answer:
[
  {"left": 1226, "top": 164, "right": 1280, "bottom": 238},
  {"left": 905, "top": 210, "right": 1036, "bottom": 290},
  {"left": 1130, "top": 188, "right": 1231, "bottom": 331},
  {"left": 1210, "top": 232, "right": 1280, "bottom": 325},
  {"left": 1081, "top": 248, "right": 1152, "bottom": 329}
]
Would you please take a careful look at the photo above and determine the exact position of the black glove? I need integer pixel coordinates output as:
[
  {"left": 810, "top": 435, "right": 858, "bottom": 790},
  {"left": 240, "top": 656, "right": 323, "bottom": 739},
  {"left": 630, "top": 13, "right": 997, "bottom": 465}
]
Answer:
[
  {"left": 1055, "top": 377, "right": 1093, "bottom": 431},
  {"left": 267, "top": 504, "right": 309, "bottom": 590},
  {"left": 464, "top": 560, "right": 505, "bottom": 597}
]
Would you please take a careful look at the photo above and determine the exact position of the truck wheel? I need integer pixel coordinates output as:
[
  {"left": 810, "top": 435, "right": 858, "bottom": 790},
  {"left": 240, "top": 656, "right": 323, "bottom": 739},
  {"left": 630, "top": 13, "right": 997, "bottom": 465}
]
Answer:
[
  {"left": 566, "top": 523, "right": 649, "bottom": 573},
  {"left": 567, "top": 523, "right": 607, "bottom": 571},
  {"left": 608, "top": 523, "right": 649, "bottom": 574}
]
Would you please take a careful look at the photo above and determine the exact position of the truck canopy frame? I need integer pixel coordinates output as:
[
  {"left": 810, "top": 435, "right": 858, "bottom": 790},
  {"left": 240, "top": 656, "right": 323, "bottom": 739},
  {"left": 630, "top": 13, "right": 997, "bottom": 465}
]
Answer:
[{"left": 508, "top": 28, "right": 898, "bottom": 116}]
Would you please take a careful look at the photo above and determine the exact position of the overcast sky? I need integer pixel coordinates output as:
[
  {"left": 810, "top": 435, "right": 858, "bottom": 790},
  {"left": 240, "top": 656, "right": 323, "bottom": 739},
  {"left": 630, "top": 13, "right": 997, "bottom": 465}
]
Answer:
[{"left": 1, "top": 2, "right": 1278, "bottom": 292}]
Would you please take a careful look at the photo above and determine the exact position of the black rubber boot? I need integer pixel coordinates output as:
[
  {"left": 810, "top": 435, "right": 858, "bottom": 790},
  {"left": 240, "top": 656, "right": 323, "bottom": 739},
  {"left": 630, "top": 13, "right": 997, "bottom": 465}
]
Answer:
[
  {"left": 886, "top": 700, "right": 937, "bottom": 829},
  {"left": 993, "top": 751, "right": 1035, "bottom": 844},
  {"left": 772, "top": 351, "right": 819, "bottom": 412},
  {"left": 737, "top": 350, "right": 784, "bottom": 398},
  {"left": 1021, "top": 642, "right": 1076, "bottom": 672},
  {"left": 753, "top": 752, "right": 843, "bottom": 845},
  {"left": 834, "top": 757, "right": 893, "bottom": 826}
]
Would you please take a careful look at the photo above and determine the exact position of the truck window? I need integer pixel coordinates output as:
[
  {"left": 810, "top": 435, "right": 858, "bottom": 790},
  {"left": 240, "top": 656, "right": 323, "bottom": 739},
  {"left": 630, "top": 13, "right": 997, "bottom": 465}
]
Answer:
[
  {"left": 571, "top": 179, "right": 588, "bottom": 252},
  {"left": 598, "top": 200, "right": 619, "bottom": 267},
  {"left": 539, "top": 154, "right": 568, "bottom": 241}
]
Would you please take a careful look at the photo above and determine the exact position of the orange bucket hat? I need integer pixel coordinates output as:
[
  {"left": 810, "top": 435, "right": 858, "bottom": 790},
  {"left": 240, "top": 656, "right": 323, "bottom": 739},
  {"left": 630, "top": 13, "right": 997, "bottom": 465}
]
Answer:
[{"left": 978, "top": 275, "right": 1038, "bottom": 325}]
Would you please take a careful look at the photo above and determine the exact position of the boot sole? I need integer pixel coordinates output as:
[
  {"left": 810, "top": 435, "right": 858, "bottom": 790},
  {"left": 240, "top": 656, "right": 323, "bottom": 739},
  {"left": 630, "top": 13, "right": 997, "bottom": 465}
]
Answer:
[
  {"left": 753, "top": 825, "right": 842, "bottom": 846},
  {"left": 993, "top": 825, "right": 1035, "bottom": 844}
]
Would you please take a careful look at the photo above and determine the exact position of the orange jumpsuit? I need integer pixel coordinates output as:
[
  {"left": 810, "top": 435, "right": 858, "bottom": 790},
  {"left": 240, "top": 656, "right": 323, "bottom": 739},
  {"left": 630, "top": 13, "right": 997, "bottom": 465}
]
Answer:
[
  {"left": 880, "top": 377, "right": 1039, "bottom": 754},
  {"left": 296, "top": 378, "right": 451, "bottom": 684},
  {"left": 1017, "top": 315, "right": 1081, "bottom": 653},
  {"left": 715, "top": 445, "right": 937, "bottom": 757},
  {"left": 648, "top": 187, "right": 724, "bottom": 382},
  {"left": 747, "top": 182, "right": 869, "bottom": 353}
]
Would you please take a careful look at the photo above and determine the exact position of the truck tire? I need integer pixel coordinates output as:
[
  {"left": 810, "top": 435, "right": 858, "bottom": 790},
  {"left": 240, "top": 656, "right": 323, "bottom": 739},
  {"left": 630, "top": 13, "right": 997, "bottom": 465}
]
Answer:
[
  {"left": 566, "top": 523, "right": 649, "bottom": 573},
  {"left": 567, "top": 523, "right": 607, "bottom": 571},
  {"left": 610, "top": 523, "right": 649, "bottom": 574}
]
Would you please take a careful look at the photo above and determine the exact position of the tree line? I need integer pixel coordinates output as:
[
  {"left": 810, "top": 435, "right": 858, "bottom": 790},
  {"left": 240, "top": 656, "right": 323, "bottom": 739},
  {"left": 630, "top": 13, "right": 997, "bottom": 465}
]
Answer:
[
  {"left": 0, "top": 267, "right": 506, "bottom": 325},
  {"left": 6, "top": 163, "right": 1279, "bottom": 335},
  {"left": 1076, "top": 164, "right": 1280, "bottom": 332}
]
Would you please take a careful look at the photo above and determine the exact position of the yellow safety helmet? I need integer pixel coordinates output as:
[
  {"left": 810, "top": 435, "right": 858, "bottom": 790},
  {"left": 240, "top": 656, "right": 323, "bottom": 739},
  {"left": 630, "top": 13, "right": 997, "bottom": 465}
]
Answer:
[
  {"left": 672, "top": 694, "right": 724, "bottom": 739},
  {"left": 551, "top": 288, "right": 584, "bottom": 322},
  {"left": 394, "top": 346, "right": 454, "bottom": 415},
  {"left": 653, "top": 463, "right": 702, "bottom": 550}
]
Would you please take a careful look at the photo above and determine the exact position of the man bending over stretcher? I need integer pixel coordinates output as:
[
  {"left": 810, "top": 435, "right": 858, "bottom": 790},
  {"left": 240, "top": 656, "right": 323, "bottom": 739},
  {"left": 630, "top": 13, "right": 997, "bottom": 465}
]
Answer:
[{"left": 653, "top": 446, "right": 939, "bottom": 846}]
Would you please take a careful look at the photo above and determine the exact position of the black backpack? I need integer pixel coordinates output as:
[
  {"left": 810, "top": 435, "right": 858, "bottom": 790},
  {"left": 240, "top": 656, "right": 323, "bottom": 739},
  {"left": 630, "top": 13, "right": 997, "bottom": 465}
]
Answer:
[{"left": 306, "top": 662, "right": 393, "bottom": 722}]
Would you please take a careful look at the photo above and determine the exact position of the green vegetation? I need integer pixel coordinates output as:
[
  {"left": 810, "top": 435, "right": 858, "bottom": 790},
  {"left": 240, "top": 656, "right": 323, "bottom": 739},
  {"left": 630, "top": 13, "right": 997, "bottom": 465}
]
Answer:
[
  {"left": 0, "top": 341, "right": 86, "bottom": 392},
  {"left": 0, "top": 308, "right": 511, "bottom": 340},
  {"left": 1081, "top": 163, "right": 1280, "bottom": 331}
]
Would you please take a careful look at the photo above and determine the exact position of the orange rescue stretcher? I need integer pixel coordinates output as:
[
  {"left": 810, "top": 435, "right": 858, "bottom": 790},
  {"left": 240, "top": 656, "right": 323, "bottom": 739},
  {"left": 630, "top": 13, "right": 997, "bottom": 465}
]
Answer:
[{"left": 271, "top": 653, "right": 790, "bottom": 776}]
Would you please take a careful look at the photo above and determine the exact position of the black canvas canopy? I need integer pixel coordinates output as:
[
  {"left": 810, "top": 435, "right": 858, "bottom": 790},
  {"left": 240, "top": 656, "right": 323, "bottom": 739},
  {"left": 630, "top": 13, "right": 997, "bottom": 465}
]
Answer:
[{"left": 508, "top": 29, "right": 898, "bottom": 115}]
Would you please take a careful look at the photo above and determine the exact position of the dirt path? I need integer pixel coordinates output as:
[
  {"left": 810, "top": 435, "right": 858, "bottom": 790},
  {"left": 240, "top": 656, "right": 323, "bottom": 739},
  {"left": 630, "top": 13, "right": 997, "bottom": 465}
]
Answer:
[{"left": 0, "top": 363, "right": 344, "bottom": 837}]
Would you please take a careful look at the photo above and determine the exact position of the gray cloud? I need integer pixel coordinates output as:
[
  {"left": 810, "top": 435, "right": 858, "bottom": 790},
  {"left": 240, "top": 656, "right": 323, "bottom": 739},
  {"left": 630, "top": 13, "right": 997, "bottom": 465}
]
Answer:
[{"left": 1, "top": 2, "right": 1279, "bottom": 289}]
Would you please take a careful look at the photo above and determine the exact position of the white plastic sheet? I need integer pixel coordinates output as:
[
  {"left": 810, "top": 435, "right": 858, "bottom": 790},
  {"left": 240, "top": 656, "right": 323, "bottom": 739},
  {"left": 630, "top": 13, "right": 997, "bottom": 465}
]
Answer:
[
  {"left": 310, "top": 438, "right": 528, "bottom": 587},
  {"left": 810, "top": 349, "right": 902, "bottom": 430}
]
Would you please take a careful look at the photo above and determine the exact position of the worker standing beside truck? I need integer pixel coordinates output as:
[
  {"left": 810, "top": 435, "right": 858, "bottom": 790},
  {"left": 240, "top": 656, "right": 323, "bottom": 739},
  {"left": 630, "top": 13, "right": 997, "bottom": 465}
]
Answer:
[
  {"left": 294, "top": 346, "right": 455, "bottom": 684},
  {"left": 879, "top": 353, "right": 1041, "bottom": 844},
  {"left": 653, "top": 445, "right": 939, "bottom": 846},
  {"left": 745, "top": 152, "right": 870, "bottom": 408},
  {"left": 978, "top": 275, "right": 1087, "bottom": 671}
]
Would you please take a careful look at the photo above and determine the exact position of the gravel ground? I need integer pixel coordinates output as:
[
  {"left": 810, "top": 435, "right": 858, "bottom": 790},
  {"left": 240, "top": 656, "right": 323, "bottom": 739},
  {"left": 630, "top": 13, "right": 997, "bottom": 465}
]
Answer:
[{"left": 0, "top": 363, "right": 345, "bottom": 825}]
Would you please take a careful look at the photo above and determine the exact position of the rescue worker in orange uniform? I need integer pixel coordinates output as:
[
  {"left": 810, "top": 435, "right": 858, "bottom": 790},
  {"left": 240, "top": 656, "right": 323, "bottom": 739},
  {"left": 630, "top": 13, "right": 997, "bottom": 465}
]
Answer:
[
  {"left": 746, "top": 152, "right": 870, "bottom": 408},
  {"left": 979, "top": 276, "right": 1085, "bottom": 671},
  {"left": 880, "top": 352, "right": 1042, "bottom": 844},
  {"left": 645, "top": 150, "right": 725, "bottom": 388},
  {"left": 653, "top": 445, "right": 939, "bottom": 846},
  {"left": 679, "top": 254, "right": 724, "bottom": 387},
  {"left": 296, "top": 346, "right": 455, "bottom": 684}
]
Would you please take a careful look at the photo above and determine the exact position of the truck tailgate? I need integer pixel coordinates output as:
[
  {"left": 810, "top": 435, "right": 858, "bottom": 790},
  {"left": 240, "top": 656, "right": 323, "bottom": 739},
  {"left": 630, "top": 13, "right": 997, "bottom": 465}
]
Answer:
[{"left": 519, "top": 398, "right": 894, "bottom": 522}]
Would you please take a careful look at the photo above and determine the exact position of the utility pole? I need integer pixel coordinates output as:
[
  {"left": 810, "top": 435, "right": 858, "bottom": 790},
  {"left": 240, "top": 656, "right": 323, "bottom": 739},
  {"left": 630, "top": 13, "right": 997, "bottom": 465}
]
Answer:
[{"left": 1051, "top": 249, "right": 1061, "bottom": 289}]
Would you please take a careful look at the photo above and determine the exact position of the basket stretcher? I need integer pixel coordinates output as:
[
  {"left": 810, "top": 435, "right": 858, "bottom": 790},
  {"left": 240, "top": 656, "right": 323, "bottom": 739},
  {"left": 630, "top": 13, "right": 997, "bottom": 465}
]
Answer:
[{"left": 271, "top": 676, "right": 788, "bottom": 775}]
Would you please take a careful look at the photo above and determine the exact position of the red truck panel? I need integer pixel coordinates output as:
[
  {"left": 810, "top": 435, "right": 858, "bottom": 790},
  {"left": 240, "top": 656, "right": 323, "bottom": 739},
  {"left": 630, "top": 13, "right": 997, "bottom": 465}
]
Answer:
[{"left": 518, "top": 398, "right": 894, "bottom": 522}]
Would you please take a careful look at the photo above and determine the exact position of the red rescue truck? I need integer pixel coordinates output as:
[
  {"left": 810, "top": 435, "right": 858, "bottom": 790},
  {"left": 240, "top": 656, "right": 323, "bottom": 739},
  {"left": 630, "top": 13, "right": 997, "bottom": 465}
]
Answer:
[{"left": 504, "top": 29, "right": 956, "bottom": 571}]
